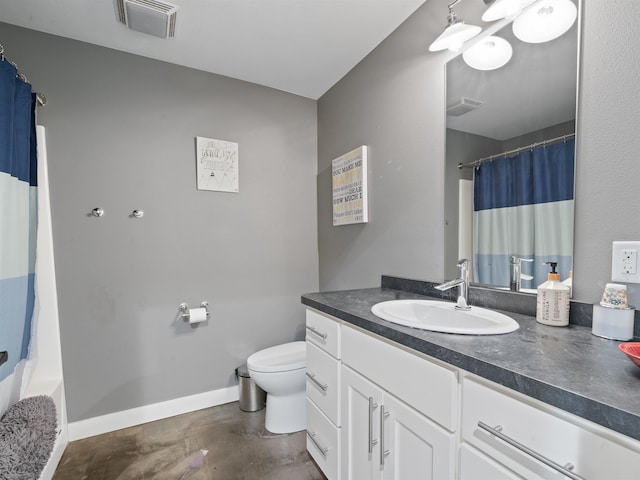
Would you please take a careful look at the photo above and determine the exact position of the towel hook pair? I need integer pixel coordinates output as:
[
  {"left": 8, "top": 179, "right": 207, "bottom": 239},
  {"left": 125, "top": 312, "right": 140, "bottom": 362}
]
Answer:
[{"left": 91, "top": 208, "right": 144, "bottom": 218}]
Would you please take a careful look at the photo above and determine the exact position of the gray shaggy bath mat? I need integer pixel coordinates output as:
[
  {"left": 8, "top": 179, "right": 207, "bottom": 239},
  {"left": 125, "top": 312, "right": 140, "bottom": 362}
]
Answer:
[{"left": 0, "top": 395, "right": 57, "bottom": 480}]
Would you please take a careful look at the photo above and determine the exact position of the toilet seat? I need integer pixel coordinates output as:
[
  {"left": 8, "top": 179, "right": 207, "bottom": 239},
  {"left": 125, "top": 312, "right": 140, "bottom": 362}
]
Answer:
[{"left": 247, "top": 341, "right": 306, "bottom": 373}]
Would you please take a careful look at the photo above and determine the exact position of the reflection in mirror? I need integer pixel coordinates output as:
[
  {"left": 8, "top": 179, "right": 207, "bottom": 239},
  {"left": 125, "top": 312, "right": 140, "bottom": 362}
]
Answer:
[{"left": 444, "top": 0, "right": 579, "bottom": 294}]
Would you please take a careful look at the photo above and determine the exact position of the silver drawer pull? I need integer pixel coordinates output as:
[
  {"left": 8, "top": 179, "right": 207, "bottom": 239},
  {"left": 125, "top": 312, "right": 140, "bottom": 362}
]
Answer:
[
  {"left": 368, "top": 397, "right": 379, "bottom": 454},
  {"left": 306, "top": 325, "right": 328, "bottom": 340},
  {"left": 380, "top": 405, "right": 391, "bottom": 467},
  {"left": 306, "top": 430, "right": 329, "bottom": 457},
  {"left": 306, "top": 372, "right": 328, "bottom": 391},
  {"left": 477, "top": 422, "right": 584, "bottom": 480}
]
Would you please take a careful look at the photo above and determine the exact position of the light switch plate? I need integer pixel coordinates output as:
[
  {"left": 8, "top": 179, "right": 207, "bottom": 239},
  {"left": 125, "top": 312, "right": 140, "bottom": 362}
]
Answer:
[{"left": 612, "top": 241, "right": 640, "bottom": 283}]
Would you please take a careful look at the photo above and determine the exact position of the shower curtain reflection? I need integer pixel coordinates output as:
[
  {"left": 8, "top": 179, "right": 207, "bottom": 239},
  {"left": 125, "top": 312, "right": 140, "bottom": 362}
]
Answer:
[{"left": 473, "top": 139, "right": 575, "bottom": 288}]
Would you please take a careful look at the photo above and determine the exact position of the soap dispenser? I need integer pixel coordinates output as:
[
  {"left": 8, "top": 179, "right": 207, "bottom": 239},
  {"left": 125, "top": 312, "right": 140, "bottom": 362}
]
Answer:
[{"left": 536, "top": 262, "right": 570, "bottom": 326}]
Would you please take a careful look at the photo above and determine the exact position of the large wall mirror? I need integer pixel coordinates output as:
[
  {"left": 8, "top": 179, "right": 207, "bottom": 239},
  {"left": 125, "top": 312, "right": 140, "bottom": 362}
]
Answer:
[{"left": 444, "top": 0, "right": 580, "bottom": 294}]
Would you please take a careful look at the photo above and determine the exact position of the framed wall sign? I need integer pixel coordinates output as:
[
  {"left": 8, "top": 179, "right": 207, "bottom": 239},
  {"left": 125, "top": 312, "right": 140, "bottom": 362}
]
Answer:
[
  {"left": 196, "top": 137, "right": 239, "bottom": 192},
  {"left": 332, "top": 145, "right": 368, "bottom": 226}
]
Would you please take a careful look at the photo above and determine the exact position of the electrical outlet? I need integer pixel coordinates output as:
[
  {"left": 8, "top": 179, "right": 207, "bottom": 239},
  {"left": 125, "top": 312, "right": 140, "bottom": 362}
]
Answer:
[
  {"left": 612, "top": 241, "right": 640, "bottom": 283},
  {"left": 622, "top": 249, "right": 637, "bottom": 274}
]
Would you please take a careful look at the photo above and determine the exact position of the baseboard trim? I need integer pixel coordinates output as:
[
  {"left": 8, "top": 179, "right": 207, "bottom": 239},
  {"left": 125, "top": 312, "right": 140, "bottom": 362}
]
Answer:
[{"left": 68, "top": 386, "right": 239, "bottom": 441}]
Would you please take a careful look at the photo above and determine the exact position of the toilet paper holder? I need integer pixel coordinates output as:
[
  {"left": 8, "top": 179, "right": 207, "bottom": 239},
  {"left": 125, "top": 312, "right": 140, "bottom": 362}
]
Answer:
[{"left": 179, "top": 301, "right": 210, "bottom": 321}]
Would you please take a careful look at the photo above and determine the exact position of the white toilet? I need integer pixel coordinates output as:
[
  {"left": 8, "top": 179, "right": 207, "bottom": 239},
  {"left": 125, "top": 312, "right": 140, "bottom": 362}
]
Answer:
[{"left": 247, "top": 341, "right": 307, "bottom": 434}]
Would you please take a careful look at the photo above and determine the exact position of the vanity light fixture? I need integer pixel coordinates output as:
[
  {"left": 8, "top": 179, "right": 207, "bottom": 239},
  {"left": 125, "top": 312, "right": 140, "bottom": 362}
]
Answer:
[
  {"left": 428, "top": 0, "right": 482, "bottom": 52},
  {"left": 463, "top": 35, "right": 513, "bottom": 70},
  {"left": 482, "top": 0, "right": 536, "bottom": 22},
  {"left": 512, "top": 0, "right": 577, "bottom": 43}
]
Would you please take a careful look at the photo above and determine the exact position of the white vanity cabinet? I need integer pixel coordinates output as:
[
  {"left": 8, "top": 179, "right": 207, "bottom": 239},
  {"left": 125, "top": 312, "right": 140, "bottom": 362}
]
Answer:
[
  {"left": 340, "top": 325, "right": 457, "bottom": 480},
  {"left": 305, "top": 309, "right": 342, "bottom": 480},
  {"left": 459, "top": 376, "right": 640, "bottom": 480},
  {"left": 304, "top": 305, "right": 640, "bottom": 480}
]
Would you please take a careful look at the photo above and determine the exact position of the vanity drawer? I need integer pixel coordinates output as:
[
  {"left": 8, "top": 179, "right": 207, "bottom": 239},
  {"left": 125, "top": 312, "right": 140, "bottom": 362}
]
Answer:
[
  {"left": 341, "top": 325, "right": 458, "bottom": 432},
  {"left": 306, "top": 341, "right": 341, "bottom": 426},
  {"left": 307, "top": 398, "right": 340, "bottom": 480},
  {"left": 459, "top": 443, "right": 520, "bottom": 480},
  {"left": 462, "top": 376, "right": 640, "bottom": 480},
  {"left": 306, "top": 309, "right": 341, "bottom": 358}
]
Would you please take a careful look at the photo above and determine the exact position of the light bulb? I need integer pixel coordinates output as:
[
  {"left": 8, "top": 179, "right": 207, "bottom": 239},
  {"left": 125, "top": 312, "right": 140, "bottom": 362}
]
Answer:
[
  {"left": 463, "top": 36, "right": 513, "bottom": 70},
  {"left": 512, "top": 0, "right": 577, "bottom": 43}
]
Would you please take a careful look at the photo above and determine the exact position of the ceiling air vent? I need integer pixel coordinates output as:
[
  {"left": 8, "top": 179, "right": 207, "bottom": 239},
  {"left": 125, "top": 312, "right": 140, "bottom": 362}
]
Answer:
[
  {"left": 114, "top": 0, "right": 178, "bottom": 39},
  {"left": 447, "top": 97, "right": 483, "bottom": 117}
]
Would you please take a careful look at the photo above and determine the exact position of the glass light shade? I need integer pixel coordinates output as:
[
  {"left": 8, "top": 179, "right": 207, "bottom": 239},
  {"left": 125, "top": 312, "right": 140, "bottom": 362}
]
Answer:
[
  {"left": 463, "top": 36, "right": 513, "bottom": 70},
  {"left": 429, "top": 22, "right": 482, "bottom": 52},
  {"left": 512, "top": 0, "right": 577, "bottom": 43},
  {"left": 482, "top": 0, "right": 536, "bottom": 22}
]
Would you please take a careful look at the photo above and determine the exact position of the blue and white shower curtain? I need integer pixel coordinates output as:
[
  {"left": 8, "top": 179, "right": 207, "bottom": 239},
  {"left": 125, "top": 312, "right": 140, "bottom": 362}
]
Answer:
[
  {"left": 473, "top": 139, "right": 574, "bottom": 288},
  {"left": 0, "top": 58, "right": 38, "bottom": 383}
]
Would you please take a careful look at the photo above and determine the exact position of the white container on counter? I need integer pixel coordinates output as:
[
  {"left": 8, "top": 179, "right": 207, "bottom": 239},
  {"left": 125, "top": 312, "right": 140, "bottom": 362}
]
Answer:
[{"left": 592, "top": 304, "right": 635, "bottom": 341}]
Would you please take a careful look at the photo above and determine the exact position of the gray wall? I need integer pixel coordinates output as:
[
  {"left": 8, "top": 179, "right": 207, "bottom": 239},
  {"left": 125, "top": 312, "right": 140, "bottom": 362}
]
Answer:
[
  {"left": 317, "top": 5, "right": 447, "bottom": 290},
  {"left": 0, "top": 23, "right": 319, "bottom": 422},
  {"left": 318, "top": 0, "right": 640, "bottom": 305},
  {"left": 502, "top": 120, "right": 575, "bottom": 152},
  {"left": 574, "top": 1, "right": 640, "bottom": 304}
]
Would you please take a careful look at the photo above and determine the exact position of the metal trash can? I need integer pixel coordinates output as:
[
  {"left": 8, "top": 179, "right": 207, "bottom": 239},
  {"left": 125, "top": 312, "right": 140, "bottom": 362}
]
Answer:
[{"left": 235, "top": 364, "right": 266, "bottom": 412}]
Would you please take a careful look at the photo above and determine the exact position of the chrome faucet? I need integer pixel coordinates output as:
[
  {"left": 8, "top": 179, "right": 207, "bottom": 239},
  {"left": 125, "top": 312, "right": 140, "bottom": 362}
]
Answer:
[
  {"left": 435, "top": 259, "right": 471, "bottom": 310},
  {"left": 509, "top": 256, "right": 533, "bottom": 292}
]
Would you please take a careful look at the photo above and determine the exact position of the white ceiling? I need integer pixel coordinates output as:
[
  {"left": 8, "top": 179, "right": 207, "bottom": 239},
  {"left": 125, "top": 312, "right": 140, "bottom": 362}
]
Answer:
[{"left": 0, "top": 0, "right": 427, "bottom": 99}]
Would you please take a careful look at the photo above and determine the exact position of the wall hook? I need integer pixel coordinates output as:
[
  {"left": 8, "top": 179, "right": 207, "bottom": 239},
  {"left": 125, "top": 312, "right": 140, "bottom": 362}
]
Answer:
[
  {"left": 132, "top": 210, "right": 144, "bottom": 218},
  {"left": 92, "top": 208, "right": 104, "bottom": 217}
]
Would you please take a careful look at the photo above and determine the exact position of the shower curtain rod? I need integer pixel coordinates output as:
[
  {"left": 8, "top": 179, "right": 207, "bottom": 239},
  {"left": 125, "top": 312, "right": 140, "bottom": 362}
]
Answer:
[
  {"left": 0, "top": 44, "right": 47, "bottom": 106},
  {"left": 457, "top": 132, "right": 575, "bottom": 169}
]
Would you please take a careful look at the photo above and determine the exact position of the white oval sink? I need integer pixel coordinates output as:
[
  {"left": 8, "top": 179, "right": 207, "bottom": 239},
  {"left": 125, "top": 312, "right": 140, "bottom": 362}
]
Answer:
[{"left": 371, "top": 299, "right": 519, "bottom": 335}]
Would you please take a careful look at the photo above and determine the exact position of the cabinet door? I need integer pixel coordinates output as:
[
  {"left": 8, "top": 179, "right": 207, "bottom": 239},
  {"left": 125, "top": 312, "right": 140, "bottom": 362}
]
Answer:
[
  {"left": 382, "top": 393, "right": 456, "bottom": 480},
  {"left": 341, "top": 365, "right": 383, "bottom": 480}
]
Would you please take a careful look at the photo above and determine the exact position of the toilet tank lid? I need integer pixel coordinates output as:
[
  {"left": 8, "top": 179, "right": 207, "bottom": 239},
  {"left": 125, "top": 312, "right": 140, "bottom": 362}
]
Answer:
[{"left": 247, "top": 341, "right": 306, "bottom": 373}]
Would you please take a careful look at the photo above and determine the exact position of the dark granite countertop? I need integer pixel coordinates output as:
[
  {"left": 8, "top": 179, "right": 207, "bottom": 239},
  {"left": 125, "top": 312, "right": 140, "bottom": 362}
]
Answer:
[{"left": 301, "top": 284, "right": 640, "bottom": 442}]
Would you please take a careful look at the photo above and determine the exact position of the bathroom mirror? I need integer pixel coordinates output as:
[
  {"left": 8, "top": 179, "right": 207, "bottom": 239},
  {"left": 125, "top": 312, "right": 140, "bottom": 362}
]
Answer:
[{"left": 444, "top": 0, "right": 579, "bottom": 293}]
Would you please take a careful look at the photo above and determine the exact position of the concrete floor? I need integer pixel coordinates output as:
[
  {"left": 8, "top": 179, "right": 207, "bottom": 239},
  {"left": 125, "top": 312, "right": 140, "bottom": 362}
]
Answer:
[{"left": 53, "top": 402, "right": 326, "bottom": 480}]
